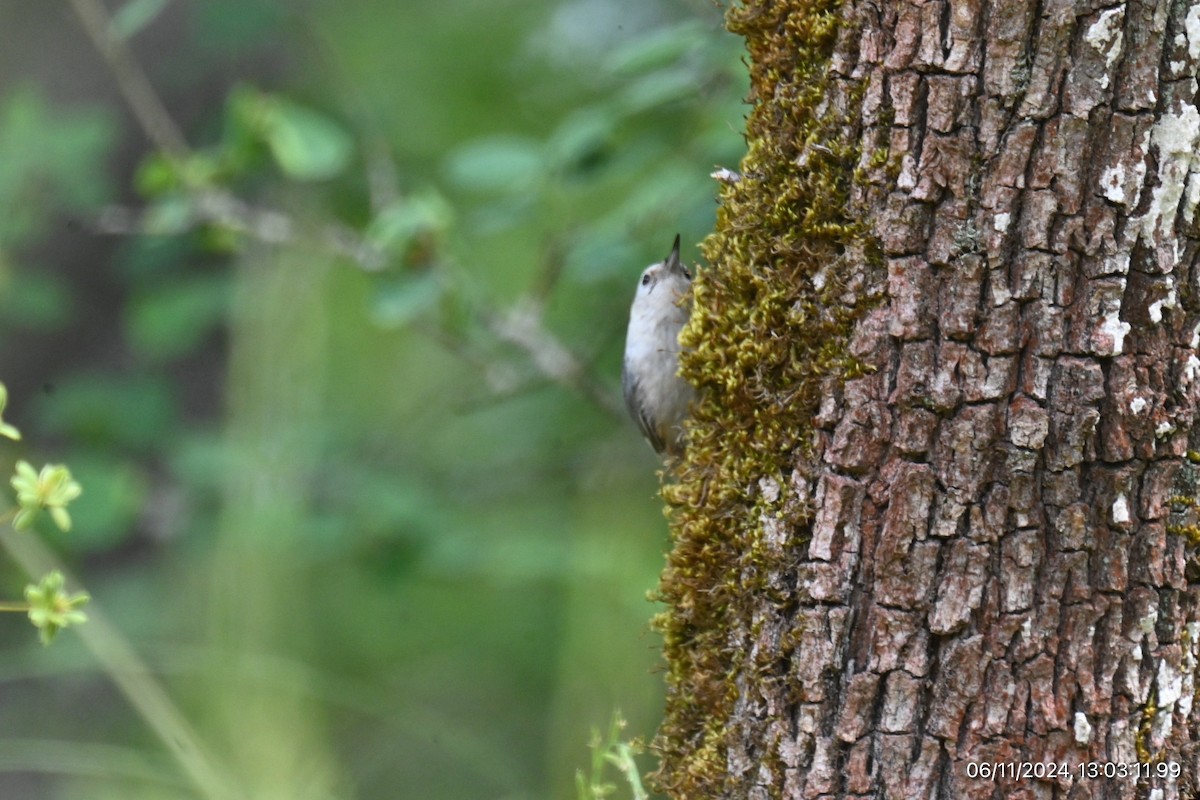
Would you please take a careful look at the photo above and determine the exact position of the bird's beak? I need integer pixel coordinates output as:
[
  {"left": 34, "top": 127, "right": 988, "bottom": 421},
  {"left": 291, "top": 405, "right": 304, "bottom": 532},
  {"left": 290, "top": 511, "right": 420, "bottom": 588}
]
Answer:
[{"left": 666, "top": 234, "right": 682, "bottom": 274}]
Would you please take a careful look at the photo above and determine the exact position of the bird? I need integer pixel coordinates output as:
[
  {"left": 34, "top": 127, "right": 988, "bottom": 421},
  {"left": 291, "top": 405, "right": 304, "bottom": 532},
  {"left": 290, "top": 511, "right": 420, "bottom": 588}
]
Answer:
[{"left": 621, "top": 235, "right": 697, "bottom": 456}]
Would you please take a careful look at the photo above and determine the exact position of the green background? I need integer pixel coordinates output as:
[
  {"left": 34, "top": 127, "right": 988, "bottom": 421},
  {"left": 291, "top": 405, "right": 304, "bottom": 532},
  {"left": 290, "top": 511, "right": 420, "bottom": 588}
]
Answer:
[{"left": 0, "top": 1, "right": 746, "bottom": 797}]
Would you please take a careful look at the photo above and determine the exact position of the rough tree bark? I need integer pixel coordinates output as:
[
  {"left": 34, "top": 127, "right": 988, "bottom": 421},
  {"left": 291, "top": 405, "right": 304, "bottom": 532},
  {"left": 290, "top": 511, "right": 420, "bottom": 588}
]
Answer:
[{"left": 656, "top": 0, "right": 1200, "bottom": 798}]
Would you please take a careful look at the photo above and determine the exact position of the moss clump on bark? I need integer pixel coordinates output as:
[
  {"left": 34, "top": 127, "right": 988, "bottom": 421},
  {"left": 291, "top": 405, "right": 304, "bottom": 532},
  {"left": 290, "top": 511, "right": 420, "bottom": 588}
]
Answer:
[{"left": 652, "top": 0, "right": 880, "bottom": 795}]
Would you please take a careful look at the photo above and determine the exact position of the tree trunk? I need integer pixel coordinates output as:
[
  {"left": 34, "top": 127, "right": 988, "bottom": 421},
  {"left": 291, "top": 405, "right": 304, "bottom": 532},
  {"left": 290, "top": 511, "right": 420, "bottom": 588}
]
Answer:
[{"left": 656, "top": 1, "right": 1200, "bottom": 798}]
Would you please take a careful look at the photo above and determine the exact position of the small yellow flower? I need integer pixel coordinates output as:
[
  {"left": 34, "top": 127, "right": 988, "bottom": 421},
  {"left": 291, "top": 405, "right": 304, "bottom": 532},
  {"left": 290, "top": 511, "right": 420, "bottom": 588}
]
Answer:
[
  {"left": 11, "top": 461, "right": 83, "bottom": 532},
  {"left": 25, "top": 571, "right": 89, "bottom": 645}
]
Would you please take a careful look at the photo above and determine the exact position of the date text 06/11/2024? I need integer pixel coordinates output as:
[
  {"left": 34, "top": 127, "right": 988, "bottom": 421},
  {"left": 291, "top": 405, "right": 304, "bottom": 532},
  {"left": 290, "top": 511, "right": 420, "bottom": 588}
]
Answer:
[{"left": 964, "top": 761, "right": 1182, "bottom": 782}]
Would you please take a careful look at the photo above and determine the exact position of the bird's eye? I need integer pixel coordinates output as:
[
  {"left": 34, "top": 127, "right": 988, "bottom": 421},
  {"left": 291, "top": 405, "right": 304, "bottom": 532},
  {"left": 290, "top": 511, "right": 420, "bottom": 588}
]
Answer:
[{"left": 641, "top": 273, "right": 652, "bottom": 286}]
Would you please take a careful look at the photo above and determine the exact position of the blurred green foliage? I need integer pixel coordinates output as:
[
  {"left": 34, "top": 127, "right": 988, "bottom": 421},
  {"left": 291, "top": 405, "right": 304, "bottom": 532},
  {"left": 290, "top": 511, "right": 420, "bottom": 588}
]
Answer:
[
  {"left": 0, "top": 87, "right": 113, "bottom": 245},
  {"left": 0, "top": 0, "right": 747, "bottom": 798}
]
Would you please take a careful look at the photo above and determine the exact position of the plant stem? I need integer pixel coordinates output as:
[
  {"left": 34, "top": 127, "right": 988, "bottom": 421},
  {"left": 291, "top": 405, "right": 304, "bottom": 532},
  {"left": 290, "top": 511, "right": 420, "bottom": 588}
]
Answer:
[
  {"left": 65, "top": 0, "right": 191, "bottom": 161},
  {"left": 0, "top": 526, "right": 239, "bottom": 799}
]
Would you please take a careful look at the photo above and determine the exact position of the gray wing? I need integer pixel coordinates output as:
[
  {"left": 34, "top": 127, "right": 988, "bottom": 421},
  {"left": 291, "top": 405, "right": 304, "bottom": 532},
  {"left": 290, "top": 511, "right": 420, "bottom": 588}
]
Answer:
[{"left": 622, "top": 358, "right": 665, "bottom": 453}]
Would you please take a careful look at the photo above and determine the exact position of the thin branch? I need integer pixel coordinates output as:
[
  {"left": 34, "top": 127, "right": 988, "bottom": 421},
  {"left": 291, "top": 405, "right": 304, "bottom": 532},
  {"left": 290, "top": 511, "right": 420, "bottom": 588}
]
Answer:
[
  {"left": 68, "top": 0, "right": 620, "bottom": 418},
  {"left": 93, "top": 197, "right": 388, "bottom": 271},
  {"left": 69, "top": 0, "right": 389, "bottom": 271},
  {"left": 486, "top": 299, "right": 625, "bottom": 419},
  {"left": 363, "top": 134, "right": 402, "bottom": 214},
  {"left": 528, "top": 235, "right": 568, "bottom": 306},
  {"left": 66, "top": 0, "right": 191, "bottom": 161}
]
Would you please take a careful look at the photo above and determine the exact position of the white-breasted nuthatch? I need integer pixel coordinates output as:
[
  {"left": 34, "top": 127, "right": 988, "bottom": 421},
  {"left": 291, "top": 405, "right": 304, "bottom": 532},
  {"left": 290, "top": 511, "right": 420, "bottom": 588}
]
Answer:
[{"left": 622, "top": 235, "right": 697, "bottom": 456}]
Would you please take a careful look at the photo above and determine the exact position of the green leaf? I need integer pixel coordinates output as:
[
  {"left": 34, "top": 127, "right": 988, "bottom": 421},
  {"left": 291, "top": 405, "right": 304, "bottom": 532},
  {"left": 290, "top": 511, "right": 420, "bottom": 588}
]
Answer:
[
  {"left": 370, "top": 272, "right": 443, "bottom": 329},
  {"left": 260, "top": 97, "right": 354, "bottom": 181},
  {"left": 134, "top": 152, "right": 179, "bottom": 196},
  {"left": 602, "top": 21, "right": 706, "bottom": 77},
  {"left": 0, "top": 87, "right": 114, "bottom": 246},
  {"left": 135, "top": 150, "right": 221, "bottom": 197},
  {"left": 546, "top": 110, "right": 614, "bottom": 176},
  {"left": 604, "top": 162, "right": 702, "bottom": 228},
  {"left": 614, "top": 67, "right": 702, "bottom": 114},
  {"left": 110, "top": 0, "right": 170, "bottom": 41},
  {"left": 142, "top": 194, "right": 194, "bottom": 235},
  {"left": 444, "top": 135, "right": 542, "bottom": 194},
  {"left": 565, "top": 231, "right": 638, "bottom": 283},
  {"left": 366, "top": 191, "right": 454, "bottom": 256}
]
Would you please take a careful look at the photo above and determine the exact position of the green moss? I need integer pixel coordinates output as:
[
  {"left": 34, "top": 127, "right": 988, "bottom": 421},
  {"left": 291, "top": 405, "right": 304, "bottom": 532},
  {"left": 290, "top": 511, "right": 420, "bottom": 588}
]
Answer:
[
  {"left": 1167, "top": 494, "right": 1200, "bottom": 545},
  {"left": 651, "top": 0, "right": 880, "bottom": 795}
]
